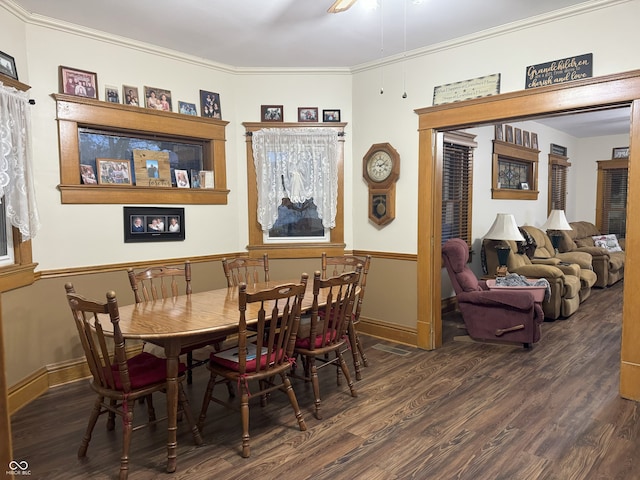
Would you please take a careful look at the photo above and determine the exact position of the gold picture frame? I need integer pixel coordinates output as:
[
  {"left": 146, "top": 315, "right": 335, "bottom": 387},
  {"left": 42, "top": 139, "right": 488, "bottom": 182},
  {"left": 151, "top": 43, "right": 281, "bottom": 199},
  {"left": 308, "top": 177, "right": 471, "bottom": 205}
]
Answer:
[
  {"left": 132, "top": 149, "right": 171, "bottom": 187},
  {"left": 96, "top": 159, "right": 132, "bottom": 185}
]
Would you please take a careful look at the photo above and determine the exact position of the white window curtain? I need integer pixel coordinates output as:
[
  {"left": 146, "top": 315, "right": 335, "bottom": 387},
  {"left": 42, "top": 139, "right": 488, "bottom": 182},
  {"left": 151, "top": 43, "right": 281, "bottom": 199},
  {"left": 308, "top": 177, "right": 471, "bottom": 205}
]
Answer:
[
  {"left": 252, "top": 128, "right": 338, "bottom": 231},
  {"left": 0, "top": 82, "right": 40, "bottom": 241}
]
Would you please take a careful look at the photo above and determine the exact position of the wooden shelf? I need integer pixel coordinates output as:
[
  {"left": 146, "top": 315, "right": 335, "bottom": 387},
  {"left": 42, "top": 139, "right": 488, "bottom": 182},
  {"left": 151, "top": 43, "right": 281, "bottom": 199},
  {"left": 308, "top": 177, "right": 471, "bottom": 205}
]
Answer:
[{"left": 53, "top": 94, "right": 229, "bottom": 205}]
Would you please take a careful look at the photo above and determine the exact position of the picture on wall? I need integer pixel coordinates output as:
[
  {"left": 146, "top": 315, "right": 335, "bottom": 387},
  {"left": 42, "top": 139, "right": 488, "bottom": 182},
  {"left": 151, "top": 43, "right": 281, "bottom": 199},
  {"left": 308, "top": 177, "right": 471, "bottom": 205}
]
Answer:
[
  {"left": 323, "top": 109, "right": 340, "bottom": 122},
  {"left": 298, "top": 107, "right": 318, "bottom": 122},
  {"left": 59, "top": 66, "right": 98, "bottom": 99},
  {"left": 144, "top": 86, "right": 172, "bottom": 111},
  {"left": 123, "top": 85, "right": 139, "bottom": 106},
  {"left": 0, "top": 50, "right": 18, "bottom": 80},
  {"left": 124, "top": 206, "right": 185, "bottom": 243},
  {"left": 261, "top": 105, "right": 283, "bottom": 122},
  {"left": 105, "top": 85, "right": 120, "bottom": 103},
  {"left": 179, "top": 101, "right": 197, "bottom": 116},
  {"left": 200, "top": 90, "right": 222, "bottom": 119}
]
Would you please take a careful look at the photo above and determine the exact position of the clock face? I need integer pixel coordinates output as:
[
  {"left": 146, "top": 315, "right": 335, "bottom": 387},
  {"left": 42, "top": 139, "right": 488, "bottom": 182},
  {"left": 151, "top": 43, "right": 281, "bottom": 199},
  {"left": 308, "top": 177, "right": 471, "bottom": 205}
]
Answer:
[{"left": 367, "top": 151, "right": 393, "bottom": 182}]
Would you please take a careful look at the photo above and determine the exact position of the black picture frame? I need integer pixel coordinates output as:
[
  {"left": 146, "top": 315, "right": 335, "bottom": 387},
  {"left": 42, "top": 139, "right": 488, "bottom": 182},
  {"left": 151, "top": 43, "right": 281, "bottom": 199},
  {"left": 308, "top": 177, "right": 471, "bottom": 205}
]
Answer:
[
  {"left": 200, "top": 90, "right": 222, "bottom": 119},
  {"left": 323, "top": 109, "right": 340, "bottom": 122},
  {"left": 124, "top": 206, "right": 185, "bottom": 243},
  {"left": 0, "top": 50, "right": 18, "bottom": 80},
  {"left": 612, "top": 146, "right": 629, "bottom": 159},
  {"left": 261, "top": 105, "right": 283, "bottom": 122}
]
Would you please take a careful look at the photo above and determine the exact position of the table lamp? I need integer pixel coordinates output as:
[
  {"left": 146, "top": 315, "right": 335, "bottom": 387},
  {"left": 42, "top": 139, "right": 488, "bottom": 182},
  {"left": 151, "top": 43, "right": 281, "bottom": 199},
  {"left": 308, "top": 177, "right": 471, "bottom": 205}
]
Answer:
[
  {"left": 484, "top": 213, "right": 524, "bottom": 276},
  {"left": 541, "top": 209, "right": 571, "bottom": 253}
]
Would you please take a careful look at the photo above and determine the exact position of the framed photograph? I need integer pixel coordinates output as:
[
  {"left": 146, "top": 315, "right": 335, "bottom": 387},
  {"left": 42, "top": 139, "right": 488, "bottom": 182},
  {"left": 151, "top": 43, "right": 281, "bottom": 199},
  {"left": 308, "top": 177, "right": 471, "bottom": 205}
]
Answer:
[
  {"left": 190, "top": 169, "right": 201, "bottom": 188},
  {"left": 123, "top": 85, "right": 139, "bottom": 106},
  {"left": 612, "top": 147, "right": 629, "bottom": 159},
  {"left": 323, "top": 109, "right": 341, "bottom": 122},
  {"left": 96, "top": 159, "right": 132, "bottom": 185},
  {"left": 174, "top": 169, "right": 190, "bottom": 188},
  {"left": 132, "top": 149, "right": 172, "bottom": 187},
  {"left": 105, "top": 85, "right": 120, "bottom": 103},
  {"left": 514, "top": 127, "right": 523, "bottom": 146},
  {"left": 59, "top": 66, "right": 98, "bottom": 99},
  {"left": 80, "top": 164, "right": 97, "bottom": 184},
  {"left": 494, "top": 124, "right": 504, "bottom": 141},
  {"left": 144, "top": 86, "right": 172, "bottom": 111},
  {"left": 261, "top": 105, "right": 283, "bottom": 122},
  {"left": 531, "top": 132, "right": 539, "bottom": 150},
  {"left": 523, "top": 130, "right": 531, "bottom": 148},
  {"left": 124, "top": 206, "right": 185, "bottom": 243},
  {"left": 200, "top": 90, "right": 222, "bottom": 119},
  {"left": 550, "top": 143, "right": 568, "bottom": 156},
  {"left": 520, "top": 182, "right": 530, "bottom": 190},
  {"left": 298, "top": 107, "right": 318, "bottom": 122},
  {"left": 178, "top": 101, "right": 197, "bottom": 116},
  {"left": 199, "top": 170, "right": 214, "bottom": 189},
  {"left": 505, "top": 125, "right": 514, "bottom": 143},
  {"left": 0, "top": 50, "right": 18, "bottom": 80}
]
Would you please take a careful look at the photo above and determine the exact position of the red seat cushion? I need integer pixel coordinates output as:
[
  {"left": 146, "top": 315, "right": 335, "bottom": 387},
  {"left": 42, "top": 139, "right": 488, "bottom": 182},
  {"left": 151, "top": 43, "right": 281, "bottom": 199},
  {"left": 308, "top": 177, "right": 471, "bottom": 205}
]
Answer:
[
  {"left": 107, "top": 352, "right": 185, "bottom": 390},
  {"left": 210, "top": 349, "right": 286, "bottom": 372},
  {"left": 295, "top": 330, "right": 338, "bottom": 349}
]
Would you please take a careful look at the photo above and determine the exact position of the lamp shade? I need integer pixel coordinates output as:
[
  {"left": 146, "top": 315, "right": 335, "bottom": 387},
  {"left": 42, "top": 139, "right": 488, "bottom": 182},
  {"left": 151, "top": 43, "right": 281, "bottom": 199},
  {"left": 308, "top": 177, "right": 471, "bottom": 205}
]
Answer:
[
  {"left": 541, "top": 209, "right": 571, "bottom": 231},
  {"left": 484, "top": 213, "right": 525, "bottom": 241}
]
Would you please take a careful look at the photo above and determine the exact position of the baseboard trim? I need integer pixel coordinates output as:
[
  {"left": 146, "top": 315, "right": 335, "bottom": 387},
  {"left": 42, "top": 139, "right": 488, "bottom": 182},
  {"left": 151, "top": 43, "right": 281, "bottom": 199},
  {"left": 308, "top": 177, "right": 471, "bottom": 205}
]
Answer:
[{"left": 358, "top": 317, "right": 417, "bottom": 347}]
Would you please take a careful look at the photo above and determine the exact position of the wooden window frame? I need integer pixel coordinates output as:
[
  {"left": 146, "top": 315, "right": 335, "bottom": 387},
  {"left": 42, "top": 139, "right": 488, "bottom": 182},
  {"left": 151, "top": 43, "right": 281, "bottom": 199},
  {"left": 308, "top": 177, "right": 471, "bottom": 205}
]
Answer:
[
  {"left": 53, "top": 94, "right": 229, "bottom": 204},
  {"left": 491, "top": 140, "right": 539, "bottom": 200},
  {"left": 596, "top": 158, "right": 628, "bottom": 236},
  {"left": 243, "top": 122, "right": 346, "bottom": 258}
]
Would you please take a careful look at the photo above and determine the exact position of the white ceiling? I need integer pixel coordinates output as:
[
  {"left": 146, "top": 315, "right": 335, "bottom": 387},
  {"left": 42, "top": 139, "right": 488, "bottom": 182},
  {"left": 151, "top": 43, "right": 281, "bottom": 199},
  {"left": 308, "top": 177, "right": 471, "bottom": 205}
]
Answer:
[{"left": 9, "top": 0, "right": 631, "bottom": 136}]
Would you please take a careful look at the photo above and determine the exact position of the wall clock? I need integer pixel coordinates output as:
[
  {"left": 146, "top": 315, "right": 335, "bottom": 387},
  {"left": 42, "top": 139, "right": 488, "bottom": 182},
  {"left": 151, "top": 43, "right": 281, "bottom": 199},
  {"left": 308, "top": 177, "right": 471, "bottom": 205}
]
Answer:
[{"left": 362, "top": 143, "right": 400, "bottom": 225}]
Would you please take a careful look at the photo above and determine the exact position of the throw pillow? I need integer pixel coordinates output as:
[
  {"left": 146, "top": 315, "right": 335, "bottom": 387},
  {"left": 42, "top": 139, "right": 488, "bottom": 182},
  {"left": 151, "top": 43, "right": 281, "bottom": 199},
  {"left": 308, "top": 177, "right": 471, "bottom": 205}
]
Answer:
[{"left": 592, "top": 234, "right": 623, "bottom": 252}]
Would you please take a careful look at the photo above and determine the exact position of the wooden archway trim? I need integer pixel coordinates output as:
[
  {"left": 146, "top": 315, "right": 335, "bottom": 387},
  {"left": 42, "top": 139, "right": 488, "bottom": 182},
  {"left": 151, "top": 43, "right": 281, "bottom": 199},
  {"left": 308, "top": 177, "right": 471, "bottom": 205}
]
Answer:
[{"left": 415, "top": 69, "right": 640, "bottom": 401}]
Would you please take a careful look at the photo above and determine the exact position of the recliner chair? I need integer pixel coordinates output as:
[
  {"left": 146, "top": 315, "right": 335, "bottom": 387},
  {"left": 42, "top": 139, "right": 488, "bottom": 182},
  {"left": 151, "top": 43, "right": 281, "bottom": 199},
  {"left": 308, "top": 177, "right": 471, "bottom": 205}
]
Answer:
[{"left": 442, "top": 238, "right": 544, "bottom": 347}]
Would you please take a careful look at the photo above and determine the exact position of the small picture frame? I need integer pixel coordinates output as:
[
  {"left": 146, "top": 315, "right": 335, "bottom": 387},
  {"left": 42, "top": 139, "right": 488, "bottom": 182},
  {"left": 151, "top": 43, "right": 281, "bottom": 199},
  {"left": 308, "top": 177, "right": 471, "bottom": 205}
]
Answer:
[
  {"left": 80, "top": 164, "right": 97, "bottom": 184},
  {"left": 505, "top": 125, "right": 514, "bottom": 143},
  {"left": 124, "top": 206, "right": 185, "bottom": 243},
  {"left": 96, "top": 159, "right": 132, "bottom": 185},
  {"left": 123, "top": 85, "right": 139, "bottom": 106},
  {"left": 105, "top": 85, "right": 120, "bottom": 103},
  {"left": 0, "top": 50, "right": 18, "bottom": 80},
  {"left": 323, "top": 109, "right": 341, "bottom": 122},
  {"left": 144, "top": 86, "right": 172, "bottom": 111},
  {"left": 520, "top": 182, "right": 530, "bottom": 190},
  {"left": 612, "top": 147, "right": 629, "bottom": 159},
  {"left": 298, "top": 107, "right": 318, "bottom": 122},
  {"left": 261, "top": 105, "right": 283, "bottom": 122},
  {"left": 178, "top": 101, "right": 197, "bottom": 116},
  {"left": 523, "top": 130, "right": 531, "bottom": 148},
  {"left": 59, "top": 66, "right": 98, "bottom": 99},
  {"left": 190, "top": 169, "right": 201, "bottom": 188},
  {"left": 200, "top": 90, "right": 222, "bottom": 119},
  {"left": 531, "top": 133, "right": 539, "bottom": 150},
  {"left": 494, "top": 124, "right": 504, "bottom": 141},
  {"left": 514, "top": 127, "right": 523, "bottom": 146},
  {"left": 199, "top": 170, "right": 214, "bottom": 189},
  {"left": 174, "top": 169, "right": 190, "bottom": 188},
  {"left": 550, "top": 143, "right": 568, "bottom": 156}
]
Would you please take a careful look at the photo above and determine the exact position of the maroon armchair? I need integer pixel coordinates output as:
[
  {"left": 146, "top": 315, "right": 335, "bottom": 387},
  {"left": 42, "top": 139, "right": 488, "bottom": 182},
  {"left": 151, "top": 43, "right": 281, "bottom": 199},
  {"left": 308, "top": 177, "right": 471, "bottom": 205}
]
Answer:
[{"left": 442, "top": 238, "right": 544, "bottom": 347}]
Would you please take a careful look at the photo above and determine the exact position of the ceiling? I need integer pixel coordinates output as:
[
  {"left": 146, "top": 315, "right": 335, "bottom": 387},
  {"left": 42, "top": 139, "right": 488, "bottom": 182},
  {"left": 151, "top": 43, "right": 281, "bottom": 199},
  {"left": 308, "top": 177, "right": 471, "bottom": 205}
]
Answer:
[{"left": 9, "top": 0, "right": 631, "bottom": 137}]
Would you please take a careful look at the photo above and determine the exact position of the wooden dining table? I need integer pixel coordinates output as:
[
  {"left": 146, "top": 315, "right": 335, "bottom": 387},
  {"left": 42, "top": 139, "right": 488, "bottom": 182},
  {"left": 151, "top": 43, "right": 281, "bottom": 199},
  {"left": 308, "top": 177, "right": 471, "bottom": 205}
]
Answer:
[{"left": 100, "top": 277, "right": 328, "bottom": 474}]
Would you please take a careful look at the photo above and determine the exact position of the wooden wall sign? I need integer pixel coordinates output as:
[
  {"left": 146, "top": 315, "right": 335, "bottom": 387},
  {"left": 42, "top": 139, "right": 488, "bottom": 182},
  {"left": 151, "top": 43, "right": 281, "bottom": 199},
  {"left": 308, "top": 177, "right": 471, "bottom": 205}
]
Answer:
[
  {"left": 525, "top": 53, "right": 592, "bottom": 89},
  {"left": 433, "top": 73, "right": 501, "bottom": 106}
]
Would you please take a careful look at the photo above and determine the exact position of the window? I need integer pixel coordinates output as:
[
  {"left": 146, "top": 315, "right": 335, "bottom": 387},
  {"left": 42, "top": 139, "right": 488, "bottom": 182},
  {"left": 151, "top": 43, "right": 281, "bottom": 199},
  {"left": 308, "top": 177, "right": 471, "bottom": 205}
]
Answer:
[
  {"left": 491, "top": 140, "right": 539, "bottom": 200},
  {"left": 441, "top": 131, "right": 476, "bottom": 247},
  {"left": 596, "top": 159, "right": 628, "bottom": 237},
  {"left": 548, "top": 153, "right": 571, "bottom": 212},
  {"left": 244, "top": 122, "right": 346, "bottom": 258}
]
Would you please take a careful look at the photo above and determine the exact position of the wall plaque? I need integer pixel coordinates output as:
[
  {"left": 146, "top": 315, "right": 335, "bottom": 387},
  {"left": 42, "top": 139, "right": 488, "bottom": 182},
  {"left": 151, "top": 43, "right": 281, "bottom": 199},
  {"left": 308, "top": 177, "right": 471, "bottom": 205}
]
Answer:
[
  {"left": 525, "top": 53, "right": 592, "bottom": 89},
  {"left": 432, "top": 73, "right": 501, "bottom": 106}
]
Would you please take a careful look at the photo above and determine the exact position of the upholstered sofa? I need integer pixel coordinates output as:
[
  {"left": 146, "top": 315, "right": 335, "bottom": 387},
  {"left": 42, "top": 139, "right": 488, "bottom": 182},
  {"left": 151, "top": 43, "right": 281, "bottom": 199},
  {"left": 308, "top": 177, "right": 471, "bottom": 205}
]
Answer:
[
  {"left": 483, "top": 238, "right": 582, "bottom": 320},
  {"left": 554, "top": 221, "right": 625, "bottom": 288},
  {"left": 520, "top": 225, "right": 597, "bottom": 302}
]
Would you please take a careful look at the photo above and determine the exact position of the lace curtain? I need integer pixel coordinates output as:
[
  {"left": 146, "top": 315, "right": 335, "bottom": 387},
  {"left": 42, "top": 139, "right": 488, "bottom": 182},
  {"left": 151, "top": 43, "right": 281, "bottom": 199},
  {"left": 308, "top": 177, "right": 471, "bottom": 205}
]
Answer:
[
  {"left": 0, "top": 82, "right": 40, "bottom": 240},
  {"left": 252, "top": 128, "right": 338, "bottom": 231}
]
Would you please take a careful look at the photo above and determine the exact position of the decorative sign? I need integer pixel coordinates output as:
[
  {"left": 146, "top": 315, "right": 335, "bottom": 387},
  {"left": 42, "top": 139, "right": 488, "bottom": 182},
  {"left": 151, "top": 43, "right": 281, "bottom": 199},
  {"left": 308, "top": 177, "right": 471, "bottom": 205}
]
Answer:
[
  {"left": 525, "top": 53, "right": 592, "bottom": 89},
  {"left": 433, "top": 73, "right": 501, "bottom": 106}
]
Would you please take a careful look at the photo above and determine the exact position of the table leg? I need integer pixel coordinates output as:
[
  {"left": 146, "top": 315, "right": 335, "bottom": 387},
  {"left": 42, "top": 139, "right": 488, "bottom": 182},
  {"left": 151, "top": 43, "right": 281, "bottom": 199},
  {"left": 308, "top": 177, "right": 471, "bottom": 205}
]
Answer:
[{"left": 165, "top": 340, "right": 180, "bottom": 473}]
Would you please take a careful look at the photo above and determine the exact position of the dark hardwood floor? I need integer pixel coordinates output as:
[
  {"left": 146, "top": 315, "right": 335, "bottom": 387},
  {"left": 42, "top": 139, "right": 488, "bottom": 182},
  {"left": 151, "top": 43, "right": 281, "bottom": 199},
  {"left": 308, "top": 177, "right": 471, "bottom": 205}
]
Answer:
[{"left": 11, "top": 281, "right": 639, "bottom": 479}]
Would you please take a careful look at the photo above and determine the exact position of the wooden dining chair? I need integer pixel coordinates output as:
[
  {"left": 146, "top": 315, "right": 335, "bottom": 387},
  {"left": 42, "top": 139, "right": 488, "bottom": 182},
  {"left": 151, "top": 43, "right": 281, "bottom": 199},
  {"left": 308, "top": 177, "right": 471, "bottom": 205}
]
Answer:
[
  {"left": 64, "top": 283, "right": 202, "bottom": 480},
  {"left": 292, "top": 267, "right": 361, "bottom": 420},
  {"left": 222, "top": 253, "right": 270, "bottom": 286},
  {"left": 127, "top": 261, "right": 225, "bottom": 384},
  {"left": 322, "top": 252, "right": 372, "bottom": 380},
  {"left": 197, "top": 274, "right": 308, "bottom": 458}
]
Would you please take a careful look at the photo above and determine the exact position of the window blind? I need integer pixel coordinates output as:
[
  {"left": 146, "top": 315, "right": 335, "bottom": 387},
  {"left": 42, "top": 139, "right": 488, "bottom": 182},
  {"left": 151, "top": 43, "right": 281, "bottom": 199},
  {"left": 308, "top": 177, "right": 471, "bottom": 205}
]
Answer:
[{"left": 600, "top": 167, "right": 628, "bottom": 237}]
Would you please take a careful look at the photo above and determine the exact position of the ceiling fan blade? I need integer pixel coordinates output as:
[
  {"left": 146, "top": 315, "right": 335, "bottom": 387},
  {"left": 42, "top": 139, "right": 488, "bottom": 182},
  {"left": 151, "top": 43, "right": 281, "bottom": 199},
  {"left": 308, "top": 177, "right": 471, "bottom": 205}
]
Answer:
[{"left": 328, "top": 0, "right": 358, "bottom": 13}]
